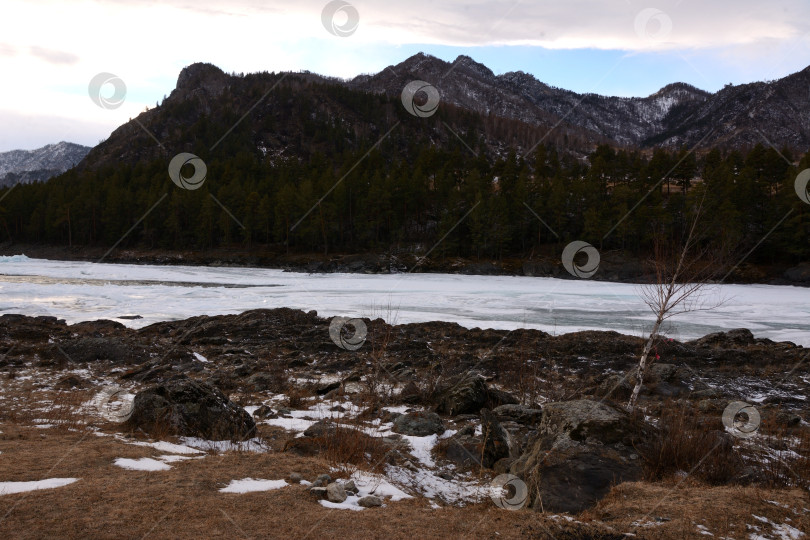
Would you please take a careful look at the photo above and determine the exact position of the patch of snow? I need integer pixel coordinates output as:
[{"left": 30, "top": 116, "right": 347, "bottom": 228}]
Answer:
[
  {"left": 0, "top": 478, "right": 78, "bottom": 495},
  {"left": 128, "top": 440, "right": 204, "bottom": 455},
  {"left": 351, "top": 471, "right": 412, "bottom": 502},
  {"left": 319, "top": 496, "right": 366, "bottom": 511},
  {"left": 263, "top": 417, "right": 318, "bottom": 432},
  {"left": 219, "top": 478, "right": 288, "bottom": 494},
  {"left": 193, "top": 353, "right": 209, "bottom": 363},
  {"left": 114, "top": 458, "right": 171, "bottom": 471},
  {"left": 157, "top": 455, "right": 196, "bottom": 463},
  {"left": 385, "top": 465, "right": 487, "bottom": 506},
  {"left": 178, "top": 437, "right": 268, "bottom": 453},
  {"left": 400, "top": 434, "right": 439, "bottom": 467}
]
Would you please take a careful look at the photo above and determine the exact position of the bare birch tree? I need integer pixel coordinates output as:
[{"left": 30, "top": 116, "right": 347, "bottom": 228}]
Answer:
[{"left": 627, "top": 196, "right": 725, "bottom": 411}]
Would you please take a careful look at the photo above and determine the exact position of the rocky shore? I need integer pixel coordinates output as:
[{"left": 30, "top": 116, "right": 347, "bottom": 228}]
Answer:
[{"left": 1, "top": 308, "right": 807, "bottom": 519}]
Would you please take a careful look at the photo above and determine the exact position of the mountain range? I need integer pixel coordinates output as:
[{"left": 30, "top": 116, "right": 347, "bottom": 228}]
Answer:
[
  {"left": 0, "top": 141, "right": 91, "bottom": 188},
  {"left": 66, "top": 52, "right": 810, "bottom": 176},
  {"left": 349, "top": 53, "right": 810, "bottom": 150}
]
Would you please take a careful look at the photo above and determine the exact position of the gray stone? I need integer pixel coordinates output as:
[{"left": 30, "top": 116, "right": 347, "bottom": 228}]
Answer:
[
  {"left": 357, "top": 495, "right": 383, "bottom": 508},
  {"left": 312, "top": 474, "right": 332, "bottom": 488},
  {"left": 343, "top": 480, "right": 357, "bottom": 493},
  {"left": 326, "top": 482, "right": 347, "bottom": 503},
  {"left": 393, "top": 411, "right": 445, "bottom": 437},
  {"left": 289, "top": 472, "right": 303, "bottom": 484}
]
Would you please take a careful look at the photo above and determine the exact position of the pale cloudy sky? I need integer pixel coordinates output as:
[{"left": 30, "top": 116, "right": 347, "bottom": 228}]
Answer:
[{"left": 0, "top": 0, "right": 808, "bottom": 151}]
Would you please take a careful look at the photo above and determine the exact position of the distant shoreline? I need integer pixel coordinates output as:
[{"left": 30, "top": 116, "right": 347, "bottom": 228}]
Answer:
[{"left": 1, "top": 243, "right": 808, "bottom": 287}]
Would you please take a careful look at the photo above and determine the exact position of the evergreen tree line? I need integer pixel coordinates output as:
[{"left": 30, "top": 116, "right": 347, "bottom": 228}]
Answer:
[{"left": 0, "top": 137, "right": 808, "bottom": 264}]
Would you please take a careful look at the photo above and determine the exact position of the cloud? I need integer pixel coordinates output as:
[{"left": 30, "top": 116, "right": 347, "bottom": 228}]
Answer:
[
  {"left": 0, "top": 0, "right": 808, "bottom": 150},
  {"left": 128, "top": 0, "right": 810, "bottom": 51},
  {"left": 29, "top": 46, "right": 79, "bottom": 65},
  {"left": 0, "top": 43, "right": 16, "bottom": 57}
]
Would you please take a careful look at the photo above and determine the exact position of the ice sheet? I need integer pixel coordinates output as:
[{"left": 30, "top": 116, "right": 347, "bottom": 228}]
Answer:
[{"left": 1, "top": 256, "right": 808, "bottom": 345}]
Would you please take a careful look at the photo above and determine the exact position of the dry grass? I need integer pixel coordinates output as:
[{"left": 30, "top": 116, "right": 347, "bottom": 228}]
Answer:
[
  {"left": 1, "top": 417, "right": 809, "bottom": 539},
  {"left": 639, "top": 401, "right": 744, "bottom": 484}
]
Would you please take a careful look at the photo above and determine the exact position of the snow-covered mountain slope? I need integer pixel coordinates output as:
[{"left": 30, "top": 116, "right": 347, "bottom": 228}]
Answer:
[{"left": 0, "top": 141, "right": 91, "bottom": 187}]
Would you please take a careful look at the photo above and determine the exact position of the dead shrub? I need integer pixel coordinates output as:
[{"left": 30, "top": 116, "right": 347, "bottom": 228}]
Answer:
[{"left": 639, "top": 401, "right": 744, "bottom": 484}]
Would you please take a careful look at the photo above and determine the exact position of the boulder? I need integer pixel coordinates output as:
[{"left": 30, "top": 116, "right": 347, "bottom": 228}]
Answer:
[
  {"left": 436, "top": 373, "right": 488, "bottom": 415},
  {"left": 486, "top": 388, "right": 520, "bottom": 408},
  {"left": 392, "top": 411, "right": 445, "bottom": 437},
  {"left": 439, "top": 425, "right": 482, "bottom": 469},
  {"left": 312, "top": 474, "right": 332, "bottom": 488},
  {"left": 128, "top": 378, "right": 256, "bottom": 440},
  {"left": 357, "top": 495, "right": 383, "bottom": 508},
  {"left": 326, "top": 482, "right": 347, "bottom": 503},
  {"left": 510, "top": 399, "right": 652, "bottom": 514},
  {"left": 689, "top": 329, "right": 755, "bottom": 348},
  {"left": 61, "top": 337, "right": 142, "bottom": 364},
  {"left": 492, "top": 404, "right": 543, "bottom": 425}
]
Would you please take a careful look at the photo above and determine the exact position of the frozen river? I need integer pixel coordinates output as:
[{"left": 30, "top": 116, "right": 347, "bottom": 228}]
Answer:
[{"left": 1, "top": 255, "right": 808, "bottom": 345}]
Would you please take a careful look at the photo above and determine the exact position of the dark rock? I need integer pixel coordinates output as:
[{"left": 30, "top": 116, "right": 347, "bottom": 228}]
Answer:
[
  {"left": 510, "top": 399, "right": 652, "bottom": 513},
  {"left": 784, "top": 262, "right": 810, "bottom": 283},
  {"left": 54, "top": 374, "right": 88, "bottom": 389},
  {"left": 128, "top": 378, "right": 256, "bottom": 440},
  {"left": 436, "top": 373, "right": 488, "bottom": 415},
  {"left": 480, "top": 408, "right": 511, "bottom": 468},
  {"left": 486, "top": 388, "right": 520, "bottom": 408},
  {"left": 247, "top": 373, "right": 279, "bottom": 391},
  {"left": 493, "top": 457, "right": 516, "bottom": 475},
  {"left": 60, "top": 337, "right": 142, "bottom": 364},
  {"left": 289, "top": 472, "right": 303, "bottom": 484},
  {"left": 252, "top": 405, "right": 276, "bottom": 419},
  {"left": 308, "top": 487, "right": 328, "bottom": 499},
  {"left": 316, "top": 380, "right": 341, "bottom": 395},
  {"left": 775, "top": 411, "right": 802, "bottom": 427},
  {"left": 492, "top": 404, "right": 543, "bottom": 425},
  {"left": 312, "top": 474, "right": 332, "bottom": 488},
  {"left": 689, "top": 329, "right": 755, "bottom": 348},
  {"left": 303, "top": 420, "right": 338, "bottom": 438},
  {"left": 393, "top": 411, "right": 445, "bottom": 437}
]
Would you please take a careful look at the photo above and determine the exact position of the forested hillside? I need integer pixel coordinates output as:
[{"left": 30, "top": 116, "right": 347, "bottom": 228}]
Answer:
[{"left": 0, "top": 60, "right": 808, "bottom": 268}]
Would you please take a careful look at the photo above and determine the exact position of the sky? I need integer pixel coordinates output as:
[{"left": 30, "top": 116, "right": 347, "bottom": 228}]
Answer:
[{"left": 0, "top": 0, "right": 809, "bottom": 152}]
